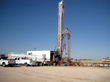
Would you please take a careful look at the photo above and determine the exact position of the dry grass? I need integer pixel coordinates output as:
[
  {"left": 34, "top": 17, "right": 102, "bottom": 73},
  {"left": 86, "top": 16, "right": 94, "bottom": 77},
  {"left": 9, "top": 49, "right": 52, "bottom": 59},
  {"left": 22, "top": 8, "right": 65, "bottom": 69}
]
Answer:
[
  {"left": 71, "top": 59, "right": 102, "bottom": 63},
  {"left": 80, "top": 60, "right": 101, "bottom": 63}
]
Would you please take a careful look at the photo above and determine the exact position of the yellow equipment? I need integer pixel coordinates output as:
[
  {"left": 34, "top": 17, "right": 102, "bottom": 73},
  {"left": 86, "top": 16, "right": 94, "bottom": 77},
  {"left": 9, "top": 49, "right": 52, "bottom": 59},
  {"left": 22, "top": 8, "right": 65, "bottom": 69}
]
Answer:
[{"left": 101, "top": 57, "right": 110, "bottom": 63}]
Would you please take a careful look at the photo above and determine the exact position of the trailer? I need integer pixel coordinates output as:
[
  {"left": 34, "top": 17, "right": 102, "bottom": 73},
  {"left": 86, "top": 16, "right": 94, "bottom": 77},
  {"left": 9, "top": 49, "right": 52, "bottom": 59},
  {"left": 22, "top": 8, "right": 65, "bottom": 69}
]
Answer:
[{"left": 27, "top": 50, "right": 55, "bottom": 66}]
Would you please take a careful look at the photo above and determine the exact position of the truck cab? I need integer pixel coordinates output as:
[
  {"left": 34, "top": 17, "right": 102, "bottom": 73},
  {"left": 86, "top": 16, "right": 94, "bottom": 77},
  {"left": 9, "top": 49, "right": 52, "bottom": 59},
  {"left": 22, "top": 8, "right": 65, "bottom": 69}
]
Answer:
[{"left": 15, "top": 58, "right": 20, "bottom": 64}]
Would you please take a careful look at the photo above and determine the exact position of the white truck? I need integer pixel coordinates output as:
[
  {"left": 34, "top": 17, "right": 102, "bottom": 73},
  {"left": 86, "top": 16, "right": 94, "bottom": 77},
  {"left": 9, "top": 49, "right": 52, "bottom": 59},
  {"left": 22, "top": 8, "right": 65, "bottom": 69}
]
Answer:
[
  {"left": 0, "top": 55, "right": 16, "bottom": 67},
  {"left": 15, "top": 57, "right": 36, "bottom": 66}
]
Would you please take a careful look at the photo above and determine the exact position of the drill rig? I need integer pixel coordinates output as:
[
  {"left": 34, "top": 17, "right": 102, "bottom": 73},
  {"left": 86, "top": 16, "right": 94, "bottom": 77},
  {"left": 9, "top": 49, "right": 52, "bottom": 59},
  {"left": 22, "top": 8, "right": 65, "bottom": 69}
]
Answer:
[{"left": 54, "top": 1, "right": 71, "bottom": 65}]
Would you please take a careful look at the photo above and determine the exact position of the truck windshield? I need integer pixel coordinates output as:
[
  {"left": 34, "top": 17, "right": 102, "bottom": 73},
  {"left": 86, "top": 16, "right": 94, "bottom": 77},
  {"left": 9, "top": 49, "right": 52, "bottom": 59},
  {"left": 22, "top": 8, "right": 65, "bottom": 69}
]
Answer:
[{"left": 15, "top": 58, "right": 17, "bottom": 60}]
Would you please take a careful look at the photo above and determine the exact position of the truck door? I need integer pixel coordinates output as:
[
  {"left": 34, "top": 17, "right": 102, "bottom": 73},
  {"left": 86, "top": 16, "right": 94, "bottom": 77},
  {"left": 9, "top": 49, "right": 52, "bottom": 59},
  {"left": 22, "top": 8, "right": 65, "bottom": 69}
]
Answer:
[{"left": 15, "top": 58, "right": 20, "bottom": 64}]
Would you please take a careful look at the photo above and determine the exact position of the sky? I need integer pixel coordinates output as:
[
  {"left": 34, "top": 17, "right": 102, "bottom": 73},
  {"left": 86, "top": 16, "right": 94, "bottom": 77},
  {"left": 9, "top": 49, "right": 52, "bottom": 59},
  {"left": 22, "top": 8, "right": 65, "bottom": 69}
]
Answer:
[{"left": 0, "top": 0, "right": 110, "bottom": 59}]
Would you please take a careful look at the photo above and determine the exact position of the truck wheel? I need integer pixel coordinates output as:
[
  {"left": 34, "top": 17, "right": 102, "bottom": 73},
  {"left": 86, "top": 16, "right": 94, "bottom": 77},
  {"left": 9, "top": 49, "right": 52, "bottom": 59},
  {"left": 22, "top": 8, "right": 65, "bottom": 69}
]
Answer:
[
  {"left": 2, "top": 63, "right": 6, "bottom": 67},
  {"left": 25, "top": 63, "right": 28, "bottom": 67}
]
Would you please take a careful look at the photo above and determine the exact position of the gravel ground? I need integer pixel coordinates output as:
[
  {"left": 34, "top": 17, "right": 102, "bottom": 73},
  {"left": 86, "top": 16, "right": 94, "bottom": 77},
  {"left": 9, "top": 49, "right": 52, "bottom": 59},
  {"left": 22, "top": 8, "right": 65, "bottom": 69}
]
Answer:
[{"left": 0, "top": 66, "right": 110, "bottom": 82}]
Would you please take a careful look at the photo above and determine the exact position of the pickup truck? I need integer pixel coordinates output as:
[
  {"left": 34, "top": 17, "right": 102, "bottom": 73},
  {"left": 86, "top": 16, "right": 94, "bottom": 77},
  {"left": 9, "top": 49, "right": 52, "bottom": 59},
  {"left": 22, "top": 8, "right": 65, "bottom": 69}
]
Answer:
[
  {"left": 15, "top": 57, "right": 36, "bottom": 66},
  {"left": 0, "top": 56, "right": 16, "bottom": 67}
]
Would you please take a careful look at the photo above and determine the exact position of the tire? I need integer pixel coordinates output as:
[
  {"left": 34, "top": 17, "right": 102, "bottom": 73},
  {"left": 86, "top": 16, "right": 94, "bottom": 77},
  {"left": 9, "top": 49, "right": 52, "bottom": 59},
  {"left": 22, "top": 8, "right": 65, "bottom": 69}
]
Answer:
[
  {"left": 2, "top": 63, "right": 6, "bottom": 67},
  {"left": 10, "top": 64, "right": 13, "bottom": 67},
  {"left": 25, "top": 63, "right": 28, "bottom": 67}
]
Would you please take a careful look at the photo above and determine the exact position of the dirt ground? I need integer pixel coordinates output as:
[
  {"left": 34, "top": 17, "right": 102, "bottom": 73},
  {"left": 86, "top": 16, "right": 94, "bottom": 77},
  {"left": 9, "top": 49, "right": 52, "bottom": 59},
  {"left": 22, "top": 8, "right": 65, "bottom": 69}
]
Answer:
[{"left": 0, "top": 66, "right": 110, "bottom": 82}]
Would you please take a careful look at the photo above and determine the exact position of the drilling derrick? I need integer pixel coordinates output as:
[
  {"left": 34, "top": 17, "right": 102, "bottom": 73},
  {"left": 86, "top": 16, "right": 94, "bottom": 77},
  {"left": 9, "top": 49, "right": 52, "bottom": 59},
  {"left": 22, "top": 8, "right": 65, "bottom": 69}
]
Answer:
[
  {"left": 56, "top": 0, "right": 71, "bottom": 63},
  {"left": 58, "top": 1, "right": 64, "bottom": 58}
]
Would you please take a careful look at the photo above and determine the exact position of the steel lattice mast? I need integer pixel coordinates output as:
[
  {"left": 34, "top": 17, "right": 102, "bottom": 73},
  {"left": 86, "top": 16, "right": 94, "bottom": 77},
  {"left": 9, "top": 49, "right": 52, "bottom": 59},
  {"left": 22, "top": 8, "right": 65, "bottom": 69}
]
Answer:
[
  {"left": 57, "top": 1, "right": 71, "bottom": 59},
  {"left": 58, "top": 1, "right": 64, "bottom": 58}
]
